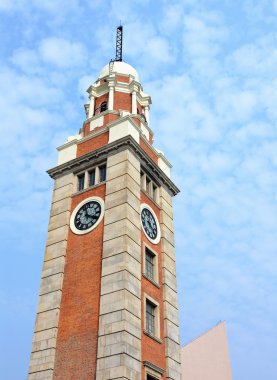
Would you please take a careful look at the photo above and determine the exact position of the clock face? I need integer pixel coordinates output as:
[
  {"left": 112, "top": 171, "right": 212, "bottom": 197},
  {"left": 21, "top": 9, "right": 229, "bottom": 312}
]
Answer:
[
  {"left": 70, "top": 197, "right": 105, "bottom": 235},
  {"left": 74, "top": 200, "right": 101, "bottom": 231},
  {"left": 140, "top": 204, "right": 161, "bottom": 244}
]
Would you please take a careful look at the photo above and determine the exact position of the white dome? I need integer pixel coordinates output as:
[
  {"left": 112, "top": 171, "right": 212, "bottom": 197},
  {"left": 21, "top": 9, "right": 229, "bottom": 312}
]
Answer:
[{"left": 99, "top": 61, "right": 139, "bottom": 82}]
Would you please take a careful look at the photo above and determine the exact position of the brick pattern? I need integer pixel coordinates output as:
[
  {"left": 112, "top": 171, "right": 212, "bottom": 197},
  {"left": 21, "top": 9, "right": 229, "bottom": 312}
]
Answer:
[
  {"left": 83, "top": 122, "right": 90, "bottom": 136},
  {"left": 113, "top": 91, "right": 132, "bottom": 113},
  {"left": 103, "top": 113, "right": 119, "bottom": 125},
  {"left": 137, "top": 102, "right": 142, "bottom": 114},
  {"left": 159, "top": 187, "right": 182, "bottom": 380},
  {"left": 140, "top": 192, "right": 166, "bottom": 380},
  {"left": 96, "top": 149, "right": 142, "bottom": 380},
  {"left": 140, "top": 137, "right": 158, "bottom": 163},
  {"left": 95, "top": 93, "right": 109, "bottom": 111},
  {"left": 77, "top": 131, "right": 109, "bottom": 157},
  {"left": 116, "top": 74, "right": 130, "bottom": 83},
  {"left": 53, "top": 185, "right": 106, "bottom": 380},
  {"left": 27, "top": 173, "right": 74, "bottom": 380}
]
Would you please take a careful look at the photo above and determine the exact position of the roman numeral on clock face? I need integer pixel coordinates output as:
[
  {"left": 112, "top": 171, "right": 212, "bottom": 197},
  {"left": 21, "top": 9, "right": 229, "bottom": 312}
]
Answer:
[
  {"left": 74, "top": 201, "right": 102, "bottom": 231},
  {"left": 141, "top": 207, "right": 158, "bottom": 241}
]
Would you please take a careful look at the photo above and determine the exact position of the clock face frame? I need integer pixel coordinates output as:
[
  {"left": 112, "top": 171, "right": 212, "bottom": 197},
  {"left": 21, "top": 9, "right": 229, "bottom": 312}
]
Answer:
[
  {"left": 140, "top": 203, "right": 161, "bottom": 244},
  {"left": 70, "top": 196, "right": 105, "bottom": 235}
]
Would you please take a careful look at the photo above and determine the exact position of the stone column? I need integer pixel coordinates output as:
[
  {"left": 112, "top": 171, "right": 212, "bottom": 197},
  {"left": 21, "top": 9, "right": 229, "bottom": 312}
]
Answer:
[
  {"left": 27, "top": 173, "right": 74, "bottom": 380},
  {"left": 108, "top": 86, "right": 114, "bottom": 111},
  {"left": 88, "top": 94, "right": 95, "bottom": 118},
  {"left": 132, "top": 91, "right": 137, "bottom": 114},
  {"left": 96, "top": 149, "right": 142, "bottom": 380},
  {"left": 144, "top": 105, "right": 149, "bottom": 124},
  {"left": 160, "top": 187, "right": 182, "bottom": 380}
]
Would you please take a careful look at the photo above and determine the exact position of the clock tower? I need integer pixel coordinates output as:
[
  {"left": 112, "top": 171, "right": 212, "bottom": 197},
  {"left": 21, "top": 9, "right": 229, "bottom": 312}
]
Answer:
[{"left": 27, "top": 28, "right": 182, "bottom": 380}]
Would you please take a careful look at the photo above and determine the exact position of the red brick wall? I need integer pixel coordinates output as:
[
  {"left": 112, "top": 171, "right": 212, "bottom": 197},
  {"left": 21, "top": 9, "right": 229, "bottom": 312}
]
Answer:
[
  {"left": 104, "top": 113, "right": 119, "bottom": 125},
  {"left": 95, "top": 93, "right": 109, "bottom": 112},
  {"left": 83, "top": 122, "right": 90, "bottom": 137},
  {"left": 77, "top": 131, "right": 109, "bottom": 157},
  {"left": 140, "top": 192, "right": 166, "bottom": 379},
  {"left": 140, "top": 138, "right": 158, "bottom": 164},
  {"left": 116, "top": 74, "right": 129, "bottom": 83},
  {"left": 53, "top": 185, "right": 106, "bottom": 380},
  {"left": 137, "top": 102, "right": 142, "bottom": 114},
  {"left": 114, "top": 91, "right": 131, "bottom": 112},
  {"left": 132, "top": 116, "right": 141, "bottom": 128}
]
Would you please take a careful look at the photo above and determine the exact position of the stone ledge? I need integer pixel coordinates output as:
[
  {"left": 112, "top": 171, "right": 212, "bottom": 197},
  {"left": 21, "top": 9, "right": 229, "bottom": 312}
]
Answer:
[
  {"left": 102, "top": 235, "right": 141, "bottom": 263},
  {"left": 50, "top": 197, "right": 71, "bottom": 217},
  {"left": 160, "top": 224, "right": 175, "bottom": 247},
  {"left": 107, "top": 159, "right": 140, "bottom": 185},
  {"left": 48, "top": 211, "right": 70, "bottom": 232},
  {"left": 97, "top": 331, "right": 141, "bottom": 360},
  {"left": 102, "top": 252, "right": 141, "bottom": 279},
  {"left": 100, "top": 289, "right": 141, "bottom": 317},
  {"left": 44, "top": 240, "right": 67, "bottom": 262},
  {"left": 106, "top": 173, "right": 140, "bottom": 199},
  {"left": 105, "top": 188, "right": 140, "bottom": 211},
  {"left": 103, "top": 219, "right": 140, "bottom": 245},
  {"left": 162, "top": 253, "right": 176, "bottom": 276},
  {"left": 101, "top": 270, "right": 141, "bottom": 298},
  {"left": 163, "top": 301, "right": 179, "bottom": 327},
  {"left": 107, "top": 149, "right": 140, "bottom": 171},
  {"left": 41, "top": 256, "right": 65, "bottom": 278},
  {"left": 51, "top": 183, "right": 73, "bottom": 203},
  {"left": 162, "top": 268, "right": 177, "bottom": 292},
  {"left": 104, "top": 203, "right": 140, "bottom": 229},
  {"left": 47, "top": 135, "right": 179, "bottom": 197},
  {"left": 54, "top": 173, "right": 74, "bottom": 190},
  {"left": 39, "top": 274, "right": 63, "bottom": 295},
  {"left": 46, "top": 225, "right": 68, "bottom": 247},
  {"left": 28, "top": 369, "right": 53, "bottom": 380}
]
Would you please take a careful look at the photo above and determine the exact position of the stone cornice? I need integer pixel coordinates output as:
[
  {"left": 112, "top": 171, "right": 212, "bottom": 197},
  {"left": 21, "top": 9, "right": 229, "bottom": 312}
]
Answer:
[
  {"left": 83, "top": 110, "right": 118, "bottom": 127},
  {"left": 143, "top": 360, "right": 164, "bottom": 374},
  {"left": 47, "top": 136, "right": 180, "bottom": 196}
]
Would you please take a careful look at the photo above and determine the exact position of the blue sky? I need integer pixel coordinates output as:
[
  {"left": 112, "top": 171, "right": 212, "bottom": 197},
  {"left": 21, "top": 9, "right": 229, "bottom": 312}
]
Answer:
[{"left": 0, "top": 0, "right": 277, "bottom": 379}]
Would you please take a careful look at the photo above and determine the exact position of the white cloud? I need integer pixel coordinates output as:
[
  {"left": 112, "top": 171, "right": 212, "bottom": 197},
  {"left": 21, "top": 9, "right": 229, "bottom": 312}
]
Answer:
[
  {"left": 227, "top": 35, "right": 277, "bottom": 77},
  {"left": 39, "top": 37, "right": 87, "bottom": 68},
  {"left": 0, "top": 0, "right": 81, "bottom": 13},
  {"left": 183, "top": 11, "right": 228, "bottom": 58},
  {"left": 78, "top": 74, "right": 96, "bottom": 97},
  {"left": 2, "top": 1, "right": 277, "bottom": 379},
  {"left": 147, "top": 36, "right": 172, "bottom": 63},
  {"left": 109, "top": 0, "right": 135, "bottom": 21},
  {"left": 159, "top": 2, "right": 184, "bottom": 33},
  {"left": 11, "top": 48, "right": 40, "bottom": 74},
  {"left": 0, "top": 0, "right": 15, "bottom": 10}
]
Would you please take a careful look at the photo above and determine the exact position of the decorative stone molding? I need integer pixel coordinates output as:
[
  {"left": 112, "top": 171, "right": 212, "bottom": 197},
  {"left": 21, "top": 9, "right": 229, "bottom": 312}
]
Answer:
[{"left": 48, "top": 135, "right": 180, "bottom": 196}]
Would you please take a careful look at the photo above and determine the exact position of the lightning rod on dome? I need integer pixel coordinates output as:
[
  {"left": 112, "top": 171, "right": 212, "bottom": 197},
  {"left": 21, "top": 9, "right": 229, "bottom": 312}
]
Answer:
[
  {"left": 115, "top": 25, "right": 123, "bottom": 62},
  {"left": 109, "top": 25, "right": 123, "bottom": 75}
]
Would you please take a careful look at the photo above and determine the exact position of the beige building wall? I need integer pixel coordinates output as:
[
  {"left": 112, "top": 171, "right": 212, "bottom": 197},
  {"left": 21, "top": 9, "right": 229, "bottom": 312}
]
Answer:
[{"left": 181, "top": 321, "right": 232, "bottom": 380}]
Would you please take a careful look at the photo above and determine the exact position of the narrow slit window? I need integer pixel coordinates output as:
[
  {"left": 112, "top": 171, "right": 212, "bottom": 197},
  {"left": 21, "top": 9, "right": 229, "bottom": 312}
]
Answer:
[
  {"left": 99, "top": 165, "right": 106, "bottom": 182},
  {"left": 78, "top": 174, "right": 85, "bottom": 191},
  {"left": 146, "top": 177, "right": 151, "bottom": 194},
  {"left": 140, "top": 171, "right": 145, "bottom": 189},
  {"left": 145, "top": 248, "right": 155, "bottom": 280},
  {"left": 146, "top": 300, "right": 156, "bottom": 335},
  {"left": 88, "top": 169, "right": 96, "bottom": 187},
  {"left": 147, "top": 375, "right": 158, "bottom": 380},
  {"left": 100, "top": 101, "right": 107, "bottom": 113},
  {"left": 153, "top": 184, "right": 157, "bottom": 202}
]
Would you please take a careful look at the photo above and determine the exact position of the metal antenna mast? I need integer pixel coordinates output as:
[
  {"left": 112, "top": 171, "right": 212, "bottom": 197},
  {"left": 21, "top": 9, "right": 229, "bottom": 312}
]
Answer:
[
  {"left": 115, "top": 25, "right": 123, "bottom": 62},
  {"left": 109, "top": 25, "right": 123, "bottom": 75}
]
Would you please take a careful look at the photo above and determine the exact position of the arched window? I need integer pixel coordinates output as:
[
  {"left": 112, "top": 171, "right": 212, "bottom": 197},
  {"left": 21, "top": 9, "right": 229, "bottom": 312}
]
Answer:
[{"left": 100, "top": 101, "right": 107, "bottom": 112}]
